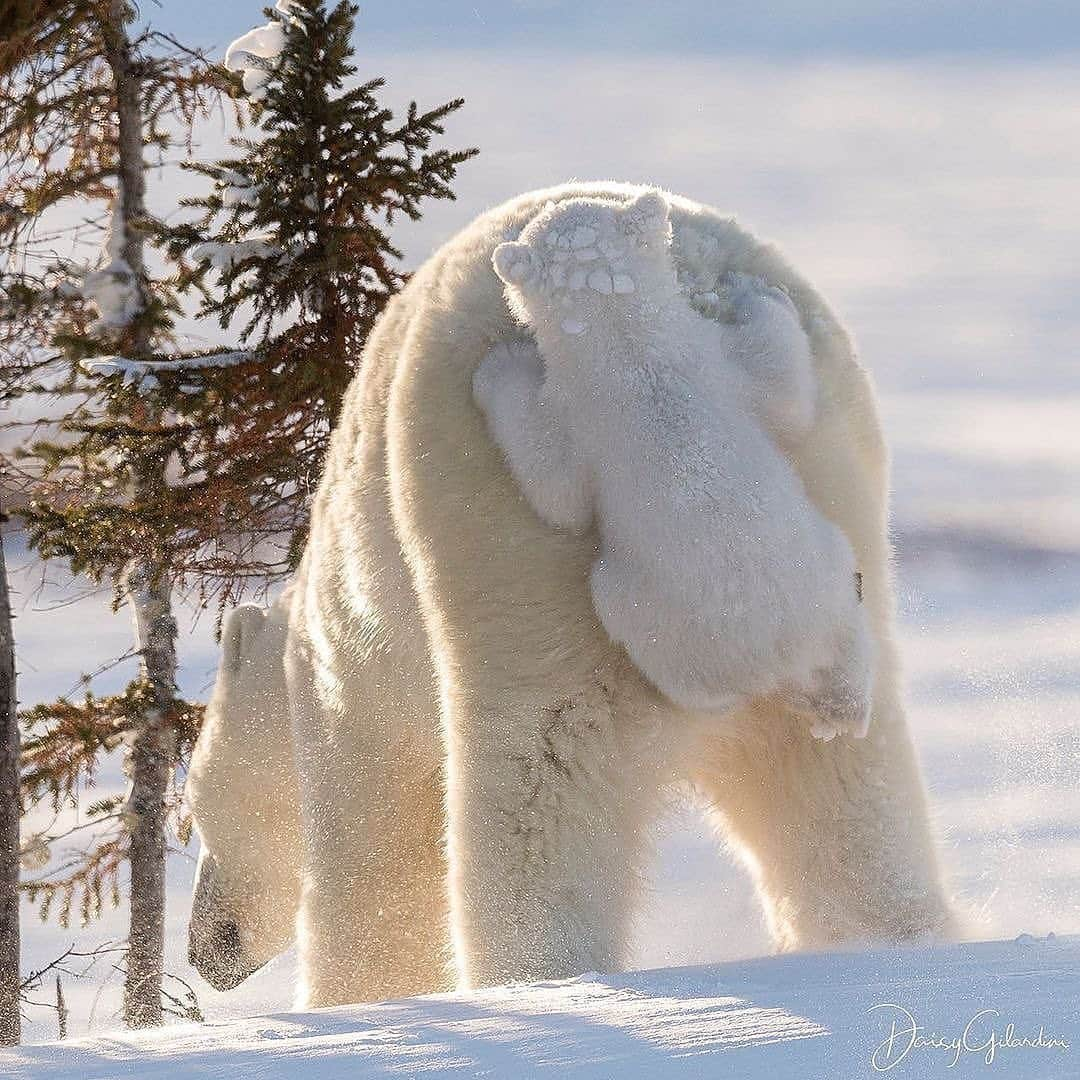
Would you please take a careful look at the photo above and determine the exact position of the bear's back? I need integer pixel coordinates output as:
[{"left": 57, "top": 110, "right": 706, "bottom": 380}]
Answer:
[{"left": 294, "top": 183, "right": 890, "bottom": 728}]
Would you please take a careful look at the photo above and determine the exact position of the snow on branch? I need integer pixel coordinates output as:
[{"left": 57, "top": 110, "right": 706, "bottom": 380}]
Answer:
[
  {"left": 224, "top": 0, "right": 307, "bottom": 101},
  {"left": 218, "top": 171, "right": 258, "bottom": 209},
  {"left": 224, "top": 24, "right": 283, "bottom": 100},
  {"left": 72, "top": 199, "right": 143, "bottom": 334},
  {"left": 188, "top": 237, "right": 278, "bottom": 271},
  {"left": 79, "top": 351, "right": 253, "bottom": 393}
]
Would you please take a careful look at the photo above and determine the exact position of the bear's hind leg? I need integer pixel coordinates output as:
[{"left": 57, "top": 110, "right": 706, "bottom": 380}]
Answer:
[{"left": 690, "top": 692, "right": 958, "bottom": 951}]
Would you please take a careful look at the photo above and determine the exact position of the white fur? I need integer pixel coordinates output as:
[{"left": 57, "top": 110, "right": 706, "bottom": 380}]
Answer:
[
  {"left": 188, "top": 182, "right": 958, "bottom": 1008},
  {"left": 479, "top": 192, "right": 873, "bottom": 736},
  {"left": 186, "top": 592, "right": 302, "bottom": 987}
]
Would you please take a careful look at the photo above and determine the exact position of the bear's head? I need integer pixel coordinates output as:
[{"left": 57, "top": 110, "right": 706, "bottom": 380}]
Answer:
[
  {"left": 492, "top": 190, "right": 674, "bottom": 338},
  {"left": 186, "top": 599, "right": 302, "bottom": 990}
]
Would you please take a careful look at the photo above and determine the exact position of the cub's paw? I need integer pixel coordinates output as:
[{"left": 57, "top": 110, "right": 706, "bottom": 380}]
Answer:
[
  {"left": 472, "top": 339, "right": 543, "bottom": 416},
  {"left": 723, "top": 271, "right": 797, "bottom": 323},
  {"left": 807, "top": 693, "right": 872, "bottom": 742},
  {"left": 783, "top": 666, "right": 872, "bottom": 743}
]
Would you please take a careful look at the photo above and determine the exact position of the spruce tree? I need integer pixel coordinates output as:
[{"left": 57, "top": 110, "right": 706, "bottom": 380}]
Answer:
[
  {"left": 0, "top": 0, "right": 227, "bottom": 1028},
  {"left": 162, "top": 0, "right": 477, "bottom": 575},
  {"left": 1, "top": 0, "right": 475, "bottom": 1033}
]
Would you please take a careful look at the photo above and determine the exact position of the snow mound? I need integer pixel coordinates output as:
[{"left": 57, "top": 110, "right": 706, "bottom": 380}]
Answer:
[{"left": 4, "top": 936, "right": 1076, "bottom": 1078}]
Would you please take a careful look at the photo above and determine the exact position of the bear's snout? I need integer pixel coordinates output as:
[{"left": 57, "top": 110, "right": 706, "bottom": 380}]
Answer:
[
  {"left": 188, "top": 849, "right": 265, "bottom": 990},
  {"left": 188, "top": 917, "right": 258, "bottom": 990}
]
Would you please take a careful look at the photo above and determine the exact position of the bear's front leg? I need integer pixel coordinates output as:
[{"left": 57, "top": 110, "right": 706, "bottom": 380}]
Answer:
[
  {"left": 286, "top": 629, "right": 451, "bottom": 1007},
  {"left": 473, "top": 339, "right": 593, "bottom": 533}
]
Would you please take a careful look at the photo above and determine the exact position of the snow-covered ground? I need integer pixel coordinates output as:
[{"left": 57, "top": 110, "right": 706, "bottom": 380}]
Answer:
[
  {"left": 4, "top": 52, "right": 1079, "bottom": 1071},
  {"left": 5, "top": 936, "right": 1076, "bottom": 1078}
]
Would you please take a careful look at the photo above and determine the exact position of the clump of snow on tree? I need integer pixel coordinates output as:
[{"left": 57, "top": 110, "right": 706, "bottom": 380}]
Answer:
[
  {"left": 219, "top": 170, "right": 259, "bottom": 209},
  {"left": 224, "top": 1, "right": 305, "bottom": 101},
  {"left": 80, "top": 351, "right": 251, "bottom": 393},
  {"left": 77, "top": 199, "right": 142, "bottom": 334},
  {"left": 188, "top": 238, "right": 278, "bottom": 272}
]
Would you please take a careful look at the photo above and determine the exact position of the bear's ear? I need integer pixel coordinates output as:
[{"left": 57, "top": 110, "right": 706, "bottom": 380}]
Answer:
[
  {"left": 492, "top": 241, "right": 537, "bottom": 287},
  {"left": 621, "top": 190, "right": 671, "bottom": 239},
  {"left": 221, "top": 605, "right": 266, "bottom": 672}
]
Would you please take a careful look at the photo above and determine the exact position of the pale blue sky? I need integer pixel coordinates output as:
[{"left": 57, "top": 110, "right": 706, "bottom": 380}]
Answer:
[{"left": 150, "top": 0, "right": 1080, "bottom": 57}]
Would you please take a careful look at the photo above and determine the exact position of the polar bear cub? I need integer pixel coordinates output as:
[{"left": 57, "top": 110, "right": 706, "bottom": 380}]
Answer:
[{"left": 475, "top": 191, "right": 874, "bottom": 739}]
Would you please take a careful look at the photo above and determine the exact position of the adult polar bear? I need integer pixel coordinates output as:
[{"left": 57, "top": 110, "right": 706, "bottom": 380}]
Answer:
[{"left": 187, "top": 182, "right": 956, "bottom": 1008}]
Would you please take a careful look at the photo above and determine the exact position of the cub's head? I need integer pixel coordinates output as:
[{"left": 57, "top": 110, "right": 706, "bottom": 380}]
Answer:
[
  {"left": 186, "top": 600, "right": 302, "bottom": 991},
  {"left": 492, "top": 190, "right": 673, "bottom": 337}
]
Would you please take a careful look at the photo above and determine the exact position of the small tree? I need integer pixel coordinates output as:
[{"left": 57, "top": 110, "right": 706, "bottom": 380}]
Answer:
[
  {"left": 1, "top": 0, "right": 475, "bottom": 1033},
  {"left": 162, "top": 0, "right": 477, "bottom": 579},
  {"left": 0, "top": 0, "right": 228, "bottom": 1027}
]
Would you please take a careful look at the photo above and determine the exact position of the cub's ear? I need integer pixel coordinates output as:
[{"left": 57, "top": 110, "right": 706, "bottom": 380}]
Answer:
[
  {"left": 492, "top": 241, "right": 537, "bottom": 286},
  {"left": 221, "top": 605, "right": 266, "bottom": 672},
  {"left": 622, "top": 190, "right": 671, "bottom": 237}
]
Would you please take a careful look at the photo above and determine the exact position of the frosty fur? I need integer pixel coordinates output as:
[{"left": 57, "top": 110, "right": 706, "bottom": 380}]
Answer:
[
  {"left": 187, "top": 182, "right": 959, "bottom": 1009},
  {"left": 479, "top": 191, "right": 873, "bottom": 737},
  {"left": 186, "top": 592, "right": 302, "bottom": 989}
]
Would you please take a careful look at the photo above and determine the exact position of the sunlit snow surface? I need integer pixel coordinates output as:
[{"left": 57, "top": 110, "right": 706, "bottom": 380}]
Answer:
[
  {"left": 4, "top": 937, "right": 1077, "bottom": 1077},
  {"left": 6, "top": 54, "right": 1080, "bottom": 1055}
]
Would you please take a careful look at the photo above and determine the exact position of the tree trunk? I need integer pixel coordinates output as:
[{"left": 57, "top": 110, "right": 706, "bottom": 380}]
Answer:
[
  {"left": 55, "top": 975, "right": 67, "bottom": 1040},
  {"left": 101, "top": 0, "right": 179, "bottom": 1029},
  {"left": 0, "top": 503, "right": 21, "bottom": 1046},
  {"left": 101, "top": 0, "right": 148, "bottom": 293},
  {"left": 121, "top": 561, "right": 177, "bottom": 1029}
]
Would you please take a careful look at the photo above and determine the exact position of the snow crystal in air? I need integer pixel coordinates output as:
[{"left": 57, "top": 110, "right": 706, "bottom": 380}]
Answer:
[{"left": 809, "top": 719, "right": 843, "bottom": 742}]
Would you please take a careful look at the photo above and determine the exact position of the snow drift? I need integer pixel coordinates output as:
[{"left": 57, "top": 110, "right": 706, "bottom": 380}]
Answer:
[{"left": 4, "top": 935, "right": 1075, "bottom": 1078}]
